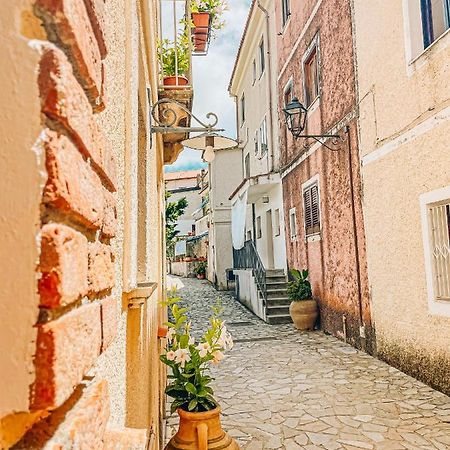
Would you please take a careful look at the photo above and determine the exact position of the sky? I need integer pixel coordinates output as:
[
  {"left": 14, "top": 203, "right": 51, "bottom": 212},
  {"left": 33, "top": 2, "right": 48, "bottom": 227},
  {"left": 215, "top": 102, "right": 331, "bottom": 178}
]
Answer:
[{"left": 164, "top": 0, "right": 251, "bottom": 173}]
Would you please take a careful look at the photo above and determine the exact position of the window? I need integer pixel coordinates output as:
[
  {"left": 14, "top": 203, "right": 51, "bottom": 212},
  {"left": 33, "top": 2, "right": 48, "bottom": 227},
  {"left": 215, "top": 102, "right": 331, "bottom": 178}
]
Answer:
[
  {"left": 247, "top": 230, "right": 252, "bottom": 241},
  {"left": 256, "top": 216, "right": 262, "bottom": 239},
  {"left": 284, "top": 80, "right": 293, "bottom": 107},
  {"left": 252, "top": 59, "right": 257, "bottom": 84},
  {"left": 281, "top": 0, "right": 291, "bottom": 26},
  {"left": 289, "top": 208, "right": 297, "bottom": 239},
  {"left": 240, "top": 94, "right": 245, "bottom": 124},
  {"left": 244, "top": 152, "right": 250, "bottom": 178},
  {"left": 274, "top": 209, "right": 281, "bottom": 236},
  {"left": 260, "top": 117, "right": 268, "bottom": 155},
  {"left": 259, "top": 38, "right": 265, "bottom": 76},
  {"left": 254, "top": 130, "right": 259, "bottom": 155},
  {"left": 428, "top": 200, "right": 450, "bottom": 301},
  {"left": 303, "top": 182, "right": 320, "bottom": 236},
  {"left": 304, "top": 46, "right": 319, "bottom": 107},
  {"left": 421, "top": 0, "right": 450, "bottom": 48}
]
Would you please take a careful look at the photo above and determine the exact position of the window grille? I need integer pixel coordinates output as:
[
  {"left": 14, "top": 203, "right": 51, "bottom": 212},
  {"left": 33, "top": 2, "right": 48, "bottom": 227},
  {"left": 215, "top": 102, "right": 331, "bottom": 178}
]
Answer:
[
  {"left": 303, "top": 183, "right": 320, "bottom": 236},
  {"left": 429, "top": 201, "right": 450, "bottom": 301}
]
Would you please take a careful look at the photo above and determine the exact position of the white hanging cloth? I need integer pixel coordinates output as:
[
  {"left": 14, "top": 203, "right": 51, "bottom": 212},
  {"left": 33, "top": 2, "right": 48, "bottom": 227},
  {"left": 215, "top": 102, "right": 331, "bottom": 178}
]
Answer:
[{"left": 231, "top": 190, "right": 248, "bottom": 250}]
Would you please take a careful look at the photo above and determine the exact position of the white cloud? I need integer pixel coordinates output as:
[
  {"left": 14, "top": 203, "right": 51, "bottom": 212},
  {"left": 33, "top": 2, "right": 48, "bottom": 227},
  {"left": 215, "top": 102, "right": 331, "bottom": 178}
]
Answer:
[{"left": 164, "top": 0, "right": 251, "bottom": 173}]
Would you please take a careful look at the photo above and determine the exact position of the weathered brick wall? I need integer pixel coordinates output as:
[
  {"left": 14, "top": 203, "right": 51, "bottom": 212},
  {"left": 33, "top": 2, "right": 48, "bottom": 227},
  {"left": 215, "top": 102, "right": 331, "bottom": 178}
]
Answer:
[
  {"left": 11, "top": 0, "right": 124, "bottom": 447},
  {"left": 275, "top": 0, "right": 375, "bottom": 352}
]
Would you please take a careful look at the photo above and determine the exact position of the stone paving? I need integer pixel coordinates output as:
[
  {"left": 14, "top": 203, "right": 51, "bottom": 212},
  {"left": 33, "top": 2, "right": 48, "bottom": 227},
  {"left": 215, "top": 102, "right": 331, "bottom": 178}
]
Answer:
[{"left": 165, "top": 277, "right": 450, "bottom": 450}]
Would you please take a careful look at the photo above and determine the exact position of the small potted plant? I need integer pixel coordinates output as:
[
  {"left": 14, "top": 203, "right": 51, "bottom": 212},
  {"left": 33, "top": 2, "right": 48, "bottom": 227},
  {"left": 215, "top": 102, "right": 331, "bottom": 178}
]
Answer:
[
  {"left": 158, "top": 34, "right": 190, "bottom": 86},
  {"left": 190, "top": 0, "right": 227, "bottom": 52},
  {"left": 161, "top": 294, "right": 239, "bottom": 450},
  {"left": 195, "top": 261, "right": 207, "bottom": 279},
  {"left": 287, "top": 269, "right": 318, "bottom": 331}
]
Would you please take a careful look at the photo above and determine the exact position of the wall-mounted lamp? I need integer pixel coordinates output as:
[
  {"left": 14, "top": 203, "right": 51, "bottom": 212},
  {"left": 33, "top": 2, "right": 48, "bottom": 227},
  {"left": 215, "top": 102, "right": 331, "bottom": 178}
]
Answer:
[
  {"left": 283, "top": 97, "right": 343, "bottom": 150},
  {"left": 182, "top": 132, "right": 238, "bottom": 163}
]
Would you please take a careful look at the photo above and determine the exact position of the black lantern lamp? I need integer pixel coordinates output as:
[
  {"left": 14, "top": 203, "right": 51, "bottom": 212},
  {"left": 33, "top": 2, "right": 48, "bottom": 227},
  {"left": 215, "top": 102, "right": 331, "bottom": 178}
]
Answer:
[
  {"left": 283, "top": 97, "right": 307, "bottom": 139},
  {"left": 282, "top": 96, "right": 343, "bottom": 150}
]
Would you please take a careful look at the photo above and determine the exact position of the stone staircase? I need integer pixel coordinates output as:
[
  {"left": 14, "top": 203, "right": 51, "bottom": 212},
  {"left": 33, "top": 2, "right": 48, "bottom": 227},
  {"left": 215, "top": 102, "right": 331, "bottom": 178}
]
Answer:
[{"left": 264, "top": 269, "right": 292, "bottom": 324}]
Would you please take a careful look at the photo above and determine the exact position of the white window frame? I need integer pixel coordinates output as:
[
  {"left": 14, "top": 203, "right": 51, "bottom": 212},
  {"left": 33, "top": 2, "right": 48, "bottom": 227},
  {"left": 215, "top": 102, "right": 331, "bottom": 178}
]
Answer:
[
  {"left": 252, "top": 59, "right": 257, "bottom": 85},
  {"left": 256, "top": 215, "right": 262, "bottom": 239},
  {"left": 254, "top": 130, "right": 259, "bottom": 156},
  {"left": 420, "top": 185, "right": 450, "bottom": 317},
  {"left": 281, "top": 0, "right": 291, "bottom": 29},
  {"left": 289, "top": 207, "right": 297, "bottom": 240},
  {"left": 259, "top": 37, "right": 265, "bottom": 77},
  {"left": 259, "top": 116, "right": 268, "bottom": 157},
  {"left": 402, "top": 0, "right": 450, "bottom": 75},
  {"left": 302, "top": 174, "right": 321, "bottom": 242},
  {"left": 240, "top": 93, "right": 245, "bottom": 125}
]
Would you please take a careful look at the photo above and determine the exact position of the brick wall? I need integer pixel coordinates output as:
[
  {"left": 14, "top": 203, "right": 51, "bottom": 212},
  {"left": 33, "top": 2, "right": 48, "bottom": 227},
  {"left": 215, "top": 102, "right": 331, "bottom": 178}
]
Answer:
[{"left": 12, "top": 0, "right": 124, "bottom": 447}]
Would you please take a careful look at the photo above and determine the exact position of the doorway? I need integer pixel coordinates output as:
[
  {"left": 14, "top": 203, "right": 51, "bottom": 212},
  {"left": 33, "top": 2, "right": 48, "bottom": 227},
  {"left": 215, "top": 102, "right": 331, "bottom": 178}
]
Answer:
[{"left": 266, "top": 209, "right": 275, "bottom": 269}]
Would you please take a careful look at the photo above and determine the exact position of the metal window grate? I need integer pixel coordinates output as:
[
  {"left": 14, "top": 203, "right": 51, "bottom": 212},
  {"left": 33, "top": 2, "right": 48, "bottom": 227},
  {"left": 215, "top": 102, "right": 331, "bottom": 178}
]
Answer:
[{"left": 429, "top": 202, "right": 450, "bottom": 301}]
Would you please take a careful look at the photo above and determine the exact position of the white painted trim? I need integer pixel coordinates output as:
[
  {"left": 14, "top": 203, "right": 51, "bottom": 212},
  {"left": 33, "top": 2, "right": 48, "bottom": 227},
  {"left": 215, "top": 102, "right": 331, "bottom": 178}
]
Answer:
[
  {"left": 420, "top": 185, "right": 450, "bottom": 317},
  {"left": 362, "top": 105, "right": 450, "bottom": 166},
  {"left": 278, "top": 0, "right": 323, "bottom": 81}
]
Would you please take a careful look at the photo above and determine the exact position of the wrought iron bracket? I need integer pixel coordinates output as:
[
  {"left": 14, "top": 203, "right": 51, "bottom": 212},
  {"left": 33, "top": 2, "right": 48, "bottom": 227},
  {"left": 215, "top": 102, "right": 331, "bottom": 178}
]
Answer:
[
  {"left": 295, "top": 133, "right": 345, "bottom": 151},
  {"left": 150, "top": 98, "right": 224, "bottom": 135}
]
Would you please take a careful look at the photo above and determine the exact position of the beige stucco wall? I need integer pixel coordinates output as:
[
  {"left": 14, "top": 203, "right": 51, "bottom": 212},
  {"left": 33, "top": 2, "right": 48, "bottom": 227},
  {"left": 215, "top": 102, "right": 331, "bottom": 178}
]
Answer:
[
  {"left": 0, "top": 0, "right": 43, "bottom": 421},
  {"left": 354, "top": 0, "right": 450, "bottom": 393}
]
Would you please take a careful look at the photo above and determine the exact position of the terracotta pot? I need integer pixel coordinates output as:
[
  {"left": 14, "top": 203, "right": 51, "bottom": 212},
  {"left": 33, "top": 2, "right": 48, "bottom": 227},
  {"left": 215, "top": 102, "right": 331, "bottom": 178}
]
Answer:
[
  {"left": 289, "top": 299, "right": 318, "bottom": 331},
  {"left": 196, "top": 273, "right": 205, "bottom": 279},
  {"left": 165, "top": 407, "right": 239, "bottom": 450},
  {"left": 192, "top": 12, "right": 210, "bottom": 52},
  {"left": 163, "top": 76, "right": 189, "bottom": 86}
]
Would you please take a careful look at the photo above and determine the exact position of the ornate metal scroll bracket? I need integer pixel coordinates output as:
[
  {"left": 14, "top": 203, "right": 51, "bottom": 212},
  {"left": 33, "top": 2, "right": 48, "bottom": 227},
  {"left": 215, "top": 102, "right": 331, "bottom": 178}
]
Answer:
[
  {"left": 150, "top": 98, "right": 224, "bottom": 135},
  {"left": 300, "top": 133, "right": 346, "bottom": 151}
]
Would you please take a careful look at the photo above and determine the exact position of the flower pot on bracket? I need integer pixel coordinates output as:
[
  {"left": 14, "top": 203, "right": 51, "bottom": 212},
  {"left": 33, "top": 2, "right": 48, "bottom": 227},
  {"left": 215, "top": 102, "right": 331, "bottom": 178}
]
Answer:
[
  {"left": 191, "top": 12, "right": 210, "bottom": 53},
  {"left": 165, "top": 407, "right": 239, "bottom": 450}
]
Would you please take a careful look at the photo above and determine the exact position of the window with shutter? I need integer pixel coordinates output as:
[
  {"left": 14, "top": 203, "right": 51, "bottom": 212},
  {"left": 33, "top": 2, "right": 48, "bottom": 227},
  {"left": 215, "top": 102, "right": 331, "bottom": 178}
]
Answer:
[{"left": 303, "top": 183, "right": 320, "bottom": 236}]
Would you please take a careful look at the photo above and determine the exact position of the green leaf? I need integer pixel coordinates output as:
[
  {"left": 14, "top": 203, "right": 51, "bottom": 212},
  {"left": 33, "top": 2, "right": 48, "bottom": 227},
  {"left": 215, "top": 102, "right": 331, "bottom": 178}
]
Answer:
[
  {"left": 188, "top": 398, "right": 198, "bottom": 411},
  {"left": 185, "top": 383, "right": 197, "bottom": 395}
]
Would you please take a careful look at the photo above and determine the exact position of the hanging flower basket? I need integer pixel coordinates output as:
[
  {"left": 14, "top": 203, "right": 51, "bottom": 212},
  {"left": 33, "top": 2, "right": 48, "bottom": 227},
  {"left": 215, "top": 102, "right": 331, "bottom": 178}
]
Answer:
[{"left": 191, "top": 12, "right": 211, "bottom": 53}]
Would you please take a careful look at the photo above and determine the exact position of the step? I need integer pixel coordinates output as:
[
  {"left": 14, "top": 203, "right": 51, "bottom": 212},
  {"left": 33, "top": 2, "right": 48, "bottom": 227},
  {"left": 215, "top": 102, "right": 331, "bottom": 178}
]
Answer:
[
  {"left": 266, "top": 269, "right": 285, "bottom": 277},
  {"left": 266, "top": 289, "right": 289, "bottom": 297},
  {"left": 266, "top": 281, "right": 288, "bottom": 289},
  {"left": 266, "top": 298, "right": 291, "bottom": 307},
  {"left": 266, "top": 314, "right": 293, "bottom": 325},
  {"left": 266, "top": 274, "right": 287, "bottom": 282},
  {"left": 266, "top": 305, "right": 290, "bottom": 316}
]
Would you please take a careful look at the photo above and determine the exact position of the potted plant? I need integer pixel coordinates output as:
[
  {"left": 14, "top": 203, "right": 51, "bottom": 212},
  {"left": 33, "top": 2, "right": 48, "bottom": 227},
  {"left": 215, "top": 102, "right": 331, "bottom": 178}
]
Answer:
[
  {"left": 161, "top": 295, "right": 239, "bottom": 450},
  {"left": 195, "top": 261, "right": 207, "bottom": 279},
  {"left": 158, "top": 34, "right": 190, "bottom": 86},
  {"left": 287, "top": 269, "right": 318, "bottom": 331},
  {"left": 190, "top": 0, "right": 227, "bottom": 52}
]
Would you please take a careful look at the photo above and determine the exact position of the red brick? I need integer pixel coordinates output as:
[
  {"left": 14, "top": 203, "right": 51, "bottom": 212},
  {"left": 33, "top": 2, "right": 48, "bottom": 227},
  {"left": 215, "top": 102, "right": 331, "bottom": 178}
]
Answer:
[
  {"left": 88, "top": 242, "right": 115, "bottom": 293},
  {"left": 38, "top": 44, "right": 116, "bottom": 190},
  {"left": 42, "top": 129, "right": 104, "bottom": 229},
  {"left": 100, "top": 296, "right": 118, "bottom": 352},
  {"left": 39, "top": 223, "right": 88, "bottom": 308},
  {"left": 18, "top": 380, "right": 109, "bottom": 449},
  {"left": 103, "top": 427, "right": 148, "bottom": 450},
  {"left": 35, "top": 0, "right": 104, "bottom": 110},
  {"left": 102, "top": 188, "right": 117, "bottom": 238},
  {"left": 31, "top": 303, "right": 101, "bottom": 410},
  {"left": 83, "top": 0, "right": 108, "bottom": 59}
]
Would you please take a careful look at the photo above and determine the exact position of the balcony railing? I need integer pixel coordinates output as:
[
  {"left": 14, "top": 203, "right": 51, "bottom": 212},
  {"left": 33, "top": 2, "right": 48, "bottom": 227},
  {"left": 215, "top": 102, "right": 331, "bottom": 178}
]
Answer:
[{"left": 233, "top": 240, "right": 267, "bottom": 302}]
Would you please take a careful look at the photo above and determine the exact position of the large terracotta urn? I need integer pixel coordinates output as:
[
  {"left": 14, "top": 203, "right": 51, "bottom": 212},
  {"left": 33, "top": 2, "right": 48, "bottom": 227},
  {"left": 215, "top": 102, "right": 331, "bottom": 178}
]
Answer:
[
  {"left": 289, "top": 300, "right": 318, "bottom": 331},
  {"left": 165, "top": 407, "right": 239, "bottom": 450}
]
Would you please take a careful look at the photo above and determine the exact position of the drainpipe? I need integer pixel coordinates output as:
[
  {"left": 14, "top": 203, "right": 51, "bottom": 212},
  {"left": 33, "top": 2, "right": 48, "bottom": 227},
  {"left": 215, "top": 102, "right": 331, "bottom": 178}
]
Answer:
[
  {"left": 345, "top": 126, "right": 364, "bottom": 333},
  {"left": 257, "top": 0, "right": 275, "bottom": 173}
]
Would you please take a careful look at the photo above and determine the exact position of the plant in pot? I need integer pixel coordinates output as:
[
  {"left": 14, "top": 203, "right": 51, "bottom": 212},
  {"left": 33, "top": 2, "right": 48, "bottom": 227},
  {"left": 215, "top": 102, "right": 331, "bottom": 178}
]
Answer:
[
  {"left": 190, "top": 0, "right": 227, "bottom": 52},
  {"left": 195, "top": 261, "right": 207, "bottom": 279},
  {"left": 158, "top": 34, "right": 190, "bottom": 86},
  {"left": 161, "top": 294, "right": 239, "bottom": 450},
  {"left": 287, "top": 269, "right": 319, "bottom": 331}
]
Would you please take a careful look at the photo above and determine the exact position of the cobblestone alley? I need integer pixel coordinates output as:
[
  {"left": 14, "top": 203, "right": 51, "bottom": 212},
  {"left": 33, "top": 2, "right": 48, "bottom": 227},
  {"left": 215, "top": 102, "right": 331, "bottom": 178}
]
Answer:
[{"left": 166, "top": 277, "right": 450, "bottom": 450}]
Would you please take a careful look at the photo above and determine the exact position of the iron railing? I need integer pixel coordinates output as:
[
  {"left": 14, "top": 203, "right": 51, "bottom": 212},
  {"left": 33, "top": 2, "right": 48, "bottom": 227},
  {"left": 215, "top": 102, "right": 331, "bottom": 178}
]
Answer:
[{"left": 233, "top": 240, "right": 267, "bottom": 302}]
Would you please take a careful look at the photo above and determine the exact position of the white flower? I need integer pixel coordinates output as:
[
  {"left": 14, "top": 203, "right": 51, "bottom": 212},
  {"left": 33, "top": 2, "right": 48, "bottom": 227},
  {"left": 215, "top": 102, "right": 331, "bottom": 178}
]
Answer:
[
  {"left": 212, "top": 350, "right": 225, "bottom": 364},
  {"left": 188, "top": 335, "right": 195, "bottom": 346},
  {"left": 174, "top": 348, "right": 191, "bottom": 368},
  {"left": 217, "top": 325, "right": 233, "bottom": 350},
  {"left": 167, "top": 328, "right": 176, "bottom": 343},
  {"left": 196, "top": 342, "right": 211, "bottom": 358},
  {"left": 166, "top": 350, "right": 176, "bottom": 361}
]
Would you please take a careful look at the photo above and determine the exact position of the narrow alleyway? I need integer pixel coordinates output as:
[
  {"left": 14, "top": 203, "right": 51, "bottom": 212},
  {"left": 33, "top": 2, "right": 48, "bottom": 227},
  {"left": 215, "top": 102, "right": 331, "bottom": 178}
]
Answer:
[{"left": 166, "top": 277, "right": 450, "bottom": 450}]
